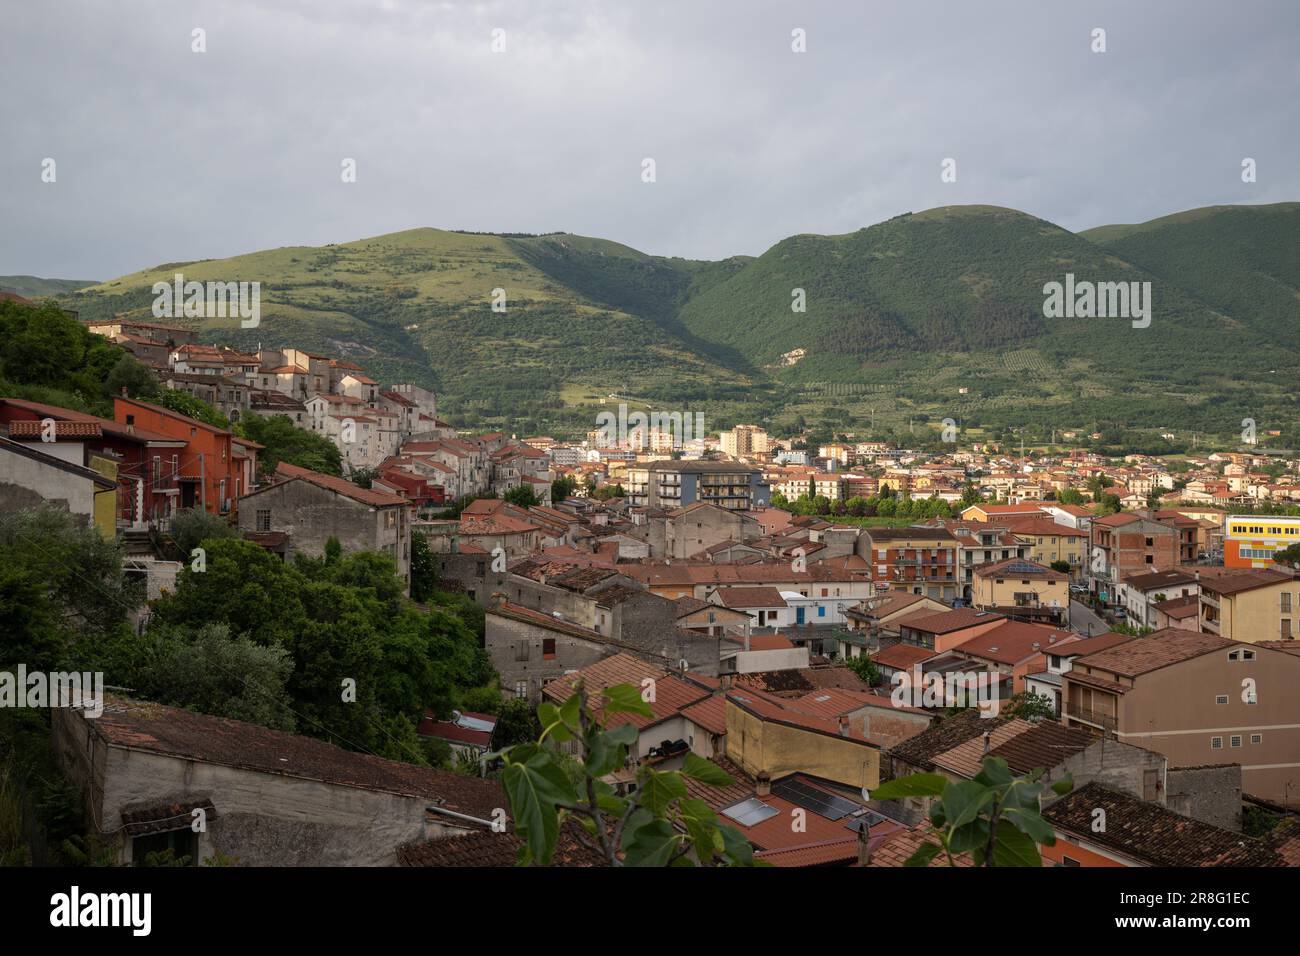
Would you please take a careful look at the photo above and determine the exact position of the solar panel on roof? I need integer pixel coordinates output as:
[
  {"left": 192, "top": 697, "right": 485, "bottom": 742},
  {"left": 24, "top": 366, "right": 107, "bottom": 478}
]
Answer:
[
  {"left": 1000, "top": 561, "right": 1047, "bottom": 574},
  {"left": 844, "top": 812, "right": 887, "bottom": 833},
  {"left": 772, "top": 778, "right": 860, "bottom": 820},
  {"left": 721, "top": 797, "right": 779, "bottom": 828}
]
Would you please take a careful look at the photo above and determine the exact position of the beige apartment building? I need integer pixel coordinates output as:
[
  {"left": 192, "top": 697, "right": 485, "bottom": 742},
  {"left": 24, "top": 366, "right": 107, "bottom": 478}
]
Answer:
[
  {"left": 971, "top": 558, "right": 1069, "bottom": 620},
  {"left": 720, "top": 424, "right": 770, "bottom": 458},
  {"left": 1062, "top": 628, "right": 1299, "bottom": 803},
  {"left": 1199, "top": 567, "right": 1300, "bottom": 642}
]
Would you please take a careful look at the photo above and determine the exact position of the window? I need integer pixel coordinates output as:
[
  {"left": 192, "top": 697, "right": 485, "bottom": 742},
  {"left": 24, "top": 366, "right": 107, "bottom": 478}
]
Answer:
[
  {"left": 514, "top": 680, "right": 528, "bottom": 699},
  {"left": 1251, "top": 734, "right": 1262, "bottom": 745},
  {"left": 1215, "top": 694, "right": 1228, "bottom": 705},
  {"left": 1210, "top": 736, "right": 1223, "bottom": 749},
  {"left": 514, "top": 641, "right": 529, "bottom": 662},
  {"left": 256, "top": 509, "right": 271, "bottom": 532},
  {"left": 817, "top": 606, "right": 825, "bottom": 617},
  {"left": 542, "top": 638, "right": 556, "bottom": 660},
  {"left": 1061, "top": 856, "right": 1081, "bottom": 867},
  {"left": 1230, "top": 735, "right": 1242, "bottom": 748}
]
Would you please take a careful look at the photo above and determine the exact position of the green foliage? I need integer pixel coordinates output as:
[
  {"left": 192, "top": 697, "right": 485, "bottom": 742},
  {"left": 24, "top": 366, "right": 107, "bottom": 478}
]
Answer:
[
  {"left": 154, "top": 388, "right": 228, "bottom": 428},
  {"left": 134, "top": 623, "right": 297, "bottom": 731},
  {"left": 103, "top": 353, "right": 160, "bottom": 401},
  {"left": 235, "top": 411, "right": 342, "bottom": 476},
  {"left": 410, "top": 530, "right": 438, "bottom": 602},
  {"left": 872, "top": 756, "right": 1072, "bottom": 866},
  {"left": 489, "top": 697, "right": 541, "bottom": 751},
  {"left": 1000, "top": 692, "right": 1057, "bottom": 721},
  {"left": 1049, "top": 560, "right": 1071, "bottom": 574},
  {"left": 0, "top": 300, "right": 123, "bottom": 412},
  {"left": 169, "top": 508, "right": 237, "bottom": 557},
  {"left": 1273, "top": 542, "right": 1300, "bottom": 567},
  {"left": 499, "top": 682, "right": 761, "bottom": 866},
  {"left": 0, "top": 505, "right": 140, "bottom": 673},
  {"left": 845, "top": 654, "right": 882, "bottom": 687},
  {"left": 503, "top": 485, "right": 541, "bottom": 507},
  {"left": 149, "top": 537, "right": 486, "bottom": 760},
  {"left": 551, "top": 475, "right": 578, "bottom": 503}
]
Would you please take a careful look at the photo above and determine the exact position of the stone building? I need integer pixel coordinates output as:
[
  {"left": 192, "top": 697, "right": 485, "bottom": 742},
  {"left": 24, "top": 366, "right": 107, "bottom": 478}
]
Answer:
[
  {"left": 237, "top": 461, "right": 412, "bottom": 587},
  {"left": 52, "top": 695, "right": 505, "bottom": 866}
]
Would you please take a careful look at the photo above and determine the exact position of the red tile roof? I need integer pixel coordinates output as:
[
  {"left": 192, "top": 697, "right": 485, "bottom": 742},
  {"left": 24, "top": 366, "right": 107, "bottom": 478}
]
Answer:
[
  {"left": 953, "top": 620, "right": 1077, "bottom": 665},
  {"left": 92, "top": 695, "right": 502, "bottom": 814},
  {"left": 268, "top": 461, "right": 411, "bottom": 508}
]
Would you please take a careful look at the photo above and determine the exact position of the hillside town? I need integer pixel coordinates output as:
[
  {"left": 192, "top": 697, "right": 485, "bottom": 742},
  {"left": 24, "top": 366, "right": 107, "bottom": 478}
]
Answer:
[{"left": 1, "top": 307, "right": 1297, "bottom": 870}]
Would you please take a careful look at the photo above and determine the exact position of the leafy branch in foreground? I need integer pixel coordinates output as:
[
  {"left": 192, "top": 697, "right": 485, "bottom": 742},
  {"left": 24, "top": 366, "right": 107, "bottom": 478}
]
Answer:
[
  {"left": 872, "top": 756, "right": 1073, "bottom": 867},
  {"left": 497, "top": 680, "right": 760, "bottom": 867}
]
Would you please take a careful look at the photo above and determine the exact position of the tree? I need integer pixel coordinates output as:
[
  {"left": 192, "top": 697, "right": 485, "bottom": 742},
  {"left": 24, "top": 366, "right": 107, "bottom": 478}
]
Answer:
[
  {"left": 1058, "top": 488, "right": 1086, "bottom": 506},
  {"left": 1273, "top": 542, "right": 1300, "bottom": 567},
  {"left": 499, "top": 682, "right": 760, "bottom": 866},
  {"left": 135, "top": 623, "right": 297, "bottom": 731},
  {"left": 235, "top": 411, "right": 342, "bottom": 477},
  {"left": 1000, "top": 691, "right": 1056, "bottom": 720},
  {"left": 154, "top": 389, "right": 228, "bottom": 428},
  {"left": 409, "top": 530, "right": 438, "bottom": 602},
  {"left": 1049, "top": 560, "right": 1071, "bottom": 575},
  {"left": 551, "top": 475, "right": 577, "bottom": 503},
  {"left": 503, "top": 485, "right": 541, "bottom": 508},
  {"left": 0, "top": 505, "right": 141, "bottom": 674},
  {"left": 871, "top": 756, "right": 1072, "bottom": 866},
  {"left": 845, "top": 654, "right": 882, "bottom": 687},
  {"left": 169, "top": 508, "right": 236, "bottom": 557},
  {"left": 489, "top": 697, "right": 541, "bottom": 750},
  {"left": 103, "top": 353, "right": 160, "bottom": 401}
]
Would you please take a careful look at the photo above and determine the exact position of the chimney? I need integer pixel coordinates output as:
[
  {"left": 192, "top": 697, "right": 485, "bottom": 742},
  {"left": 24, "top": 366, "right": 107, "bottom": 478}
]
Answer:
[
  {"left": 838, "top": 715, "right": 850, "bottom": 737},
  {"left": 756, "top": 771, "right": 771, "bottom": 797},
  {"left": 982, "top": 730, "right": 991, "bottom": 754},
  {"left": 857, "top": 822, "right": 872, "bottom": 866}
]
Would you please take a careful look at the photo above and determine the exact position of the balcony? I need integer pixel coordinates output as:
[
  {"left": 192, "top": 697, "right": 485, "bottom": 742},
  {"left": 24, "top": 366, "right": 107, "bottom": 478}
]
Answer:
[{"left": 1065, "top": 706, "right": 1117, "bottom": 731}]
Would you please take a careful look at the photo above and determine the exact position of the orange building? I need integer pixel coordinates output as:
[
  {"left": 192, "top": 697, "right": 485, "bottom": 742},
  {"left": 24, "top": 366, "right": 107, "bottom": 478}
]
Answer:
[
  {"left": 114, "top": 397, "right": 248, "bottom": 517},
  {"left": 1223, "top": 514, "right": 1300, "bottom": 568}
]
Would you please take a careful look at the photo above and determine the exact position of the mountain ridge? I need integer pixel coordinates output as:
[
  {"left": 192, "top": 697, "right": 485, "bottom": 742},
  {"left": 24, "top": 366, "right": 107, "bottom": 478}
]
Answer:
[{"left": 47, "top": 202, "right": 1300, "bottom": 442}]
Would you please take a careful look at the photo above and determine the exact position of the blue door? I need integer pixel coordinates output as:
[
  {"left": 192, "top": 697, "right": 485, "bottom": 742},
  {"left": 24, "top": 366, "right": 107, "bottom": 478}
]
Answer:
[{"left": 796, "top": 607, "right": 806, "bottom": 625}]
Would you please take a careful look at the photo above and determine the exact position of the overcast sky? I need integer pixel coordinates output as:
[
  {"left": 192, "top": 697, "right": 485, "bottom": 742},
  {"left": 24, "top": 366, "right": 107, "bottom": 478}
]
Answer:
[{"left": 2, "top": 0, "right": 1296, "bottom": 279}]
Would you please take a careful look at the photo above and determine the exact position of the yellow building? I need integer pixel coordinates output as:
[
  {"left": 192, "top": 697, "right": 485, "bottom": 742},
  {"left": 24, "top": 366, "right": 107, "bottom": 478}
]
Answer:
[
  {"left": 971, "top": 558, "right": 1068, "bottom": 615},
  {"left": 996, "top": 516, "right": 1086, "bottom": 577},
  {"left": 88, "top": 455, "right": 119, "bottom": 538},
  {"left": 1199, "top": 568, "right": 1299, "bottom": 642},
  {"left": 725, "top": 695, "right": 880, "bottom": 792},
  {"left": 1224, "top": 513, "right": 1300, "bottom": 569}
]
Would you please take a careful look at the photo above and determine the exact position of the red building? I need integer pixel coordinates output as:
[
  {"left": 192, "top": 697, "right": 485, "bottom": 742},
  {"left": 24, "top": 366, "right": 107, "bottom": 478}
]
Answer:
[
  {"left": 113, "top": 397, "right": 250, "bottom": 517},
  {"left": 0, "top": 397, "right": 185, "bottom": 528},
  {"left": 372, "top": 468, "right": 446, "bottom": 510}
]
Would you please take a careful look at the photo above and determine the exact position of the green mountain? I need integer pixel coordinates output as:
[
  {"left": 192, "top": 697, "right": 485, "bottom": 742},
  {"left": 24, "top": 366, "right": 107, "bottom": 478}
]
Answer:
[
  {"left": 55, "top": 203, "right": 1300, "bottom": 444},
  {"left": 0, "top": 276, "right": 99, "bottom": 299},
  {"left": 1081, "top": 203, "right": 1300, "bottom": 350}
]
